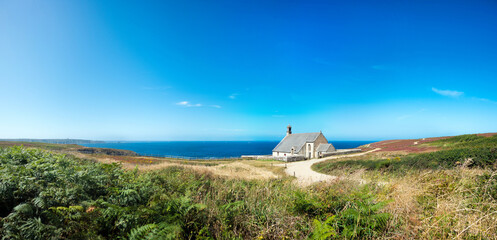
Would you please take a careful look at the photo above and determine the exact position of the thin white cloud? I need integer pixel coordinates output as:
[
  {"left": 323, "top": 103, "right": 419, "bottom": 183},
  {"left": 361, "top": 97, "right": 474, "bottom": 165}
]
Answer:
[
  {"left": 431, "top": 88, "right": 496, "bottom": 104},
  {"left": 229, "top": 93, "right": 239, "bottom": 99},
  {"left": 176, "top": 101, "right": 202, "bottom": 107},
  {"left": 432, "top": 87, "right": 464, "bottom": 97},
  {"left": 176, "top": 101, "right": 220, "bottom": 108},
  {"left": 473, "top": 97, "right": 497, "bottom": 104}
]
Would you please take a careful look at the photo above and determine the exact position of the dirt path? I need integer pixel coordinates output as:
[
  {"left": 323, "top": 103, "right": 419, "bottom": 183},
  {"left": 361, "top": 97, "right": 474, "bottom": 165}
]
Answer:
[
  {"left": 72, "top": 148, "right": 378, "bottom": 184},
  {"left": 279, "top": 148, "right": 381, "bottom": 186}
]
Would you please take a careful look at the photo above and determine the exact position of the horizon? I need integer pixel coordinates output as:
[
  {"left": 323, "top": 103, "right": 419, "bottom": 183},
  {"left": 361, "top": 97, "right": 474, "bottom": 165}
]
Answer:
[
  {"left": 5, "top": 130, "right": 497, "bottom": 142},
  {"left": 0, "top": 137, "right": 378, "bottom": 142},
  {"left": 1, "top": 0, "right": 497, "bottom": 141}
]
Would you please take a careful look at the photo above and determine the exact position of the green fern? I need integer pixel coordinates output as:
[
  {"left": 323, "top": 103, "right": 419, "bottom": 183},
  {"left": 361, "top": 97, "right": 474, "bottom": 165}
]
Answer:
[
  {"left": 128, "top": 222, "right": 181, "bottom": 240},
  {"left": 13, "top": 203, "right": 34, "bottom": 217},
  {"left": 311, "top": 216, "right": 337, "bottom": 240},
  {"left": 129, "top": 223, "right": 158, "bottom": 239},
  {"left": 18, "top": 217, "right": 59, "bottom": 240},
  {"left": 335, "top": 187, "right": 391, "bottom": 239}
]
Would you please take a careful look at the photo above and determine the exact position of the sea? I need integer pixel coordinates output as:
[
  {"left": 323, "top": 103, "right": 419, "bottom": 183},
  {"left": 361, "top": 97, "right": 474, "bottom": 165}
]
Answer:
[{"left": 81, "top": 141, "right": 374, "bottom": 159}]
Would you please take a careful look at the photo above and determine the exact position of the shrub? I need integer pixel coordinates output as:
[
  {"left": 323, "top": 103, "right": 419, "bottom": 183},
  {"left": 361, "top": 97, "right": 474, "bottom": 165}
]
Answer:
[
  {"left": 314, "top": 147, "right": 497, "bottom": 176},
  {"left": 0, "top": 147, "right": 313, "bottom": 239},
  {"left": 307, "top": 186, "right": 391, "bottom": 239},
  {"left": 0, "top": 146, "right": 396, "bottom": 239}
]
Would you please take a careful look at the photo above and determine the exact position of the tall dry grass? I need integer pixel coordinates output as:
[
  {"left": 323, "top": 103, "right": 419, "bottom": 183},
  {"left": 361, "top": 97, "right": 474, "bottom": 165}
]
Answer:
[{"left": 371, "top": 168, "right": 497, "bottom": 239}]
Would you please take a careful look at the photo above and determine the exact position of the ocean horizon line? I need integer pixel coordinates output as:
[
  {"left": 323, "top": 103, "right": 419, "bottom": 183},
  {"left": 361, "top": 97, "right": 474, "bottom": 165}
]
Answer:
[{"left": 81, "top": 141, "right": 374, "bottom": 159}]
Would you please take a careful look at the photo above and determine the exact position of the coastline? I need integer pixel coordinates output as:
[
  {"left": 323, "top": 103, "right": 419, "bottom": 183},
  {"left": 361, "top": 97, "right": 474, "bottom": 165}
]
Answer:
[{"left": 80, "top": 140, "right": 373, "bottom": 159}]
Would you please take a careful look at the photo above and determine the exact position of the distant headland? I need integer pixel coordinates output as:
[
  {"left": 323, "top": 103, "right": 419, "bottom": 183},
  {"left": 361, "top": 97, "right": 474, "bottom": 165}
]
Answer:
[{"left": 0, "top": 139, "right": 105, "bottom": 144}]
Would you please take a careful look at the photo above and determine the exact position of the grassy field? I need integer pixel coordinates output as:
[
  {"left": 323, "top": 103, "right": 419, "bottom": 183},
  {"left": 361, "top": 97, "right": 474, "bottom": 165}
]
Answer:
[{"left": 1, "top": 134, "right": 497, "bottom": 239}]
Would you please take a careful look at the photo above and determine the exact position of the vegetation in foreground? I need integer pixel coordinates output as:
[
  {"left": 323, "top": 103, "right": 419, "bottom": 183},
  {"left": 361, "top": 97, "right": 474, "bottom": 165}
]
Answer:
[
  {"left": 0, "top": 141, "right": 82, "bottom": 151},
  {"left": 2, "top": 133, "right": 497, "bottom": 239},
  {"left": 0, "top": 146, "right": 391, "bottom": 239},
  {"left": 314, "top": 134, "right": 497, "bottom": 239},
  {"left": 0, "top": 141, "right": 254, "bottom": 169}
]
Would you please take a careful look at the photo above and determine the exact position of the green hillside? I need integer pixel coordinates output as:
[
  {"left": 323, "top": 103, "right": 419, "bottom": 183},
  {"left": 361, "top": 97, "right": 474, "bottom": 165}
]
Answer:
[{"left": 313, "top": 134, "right": 497, "bottom": 239}]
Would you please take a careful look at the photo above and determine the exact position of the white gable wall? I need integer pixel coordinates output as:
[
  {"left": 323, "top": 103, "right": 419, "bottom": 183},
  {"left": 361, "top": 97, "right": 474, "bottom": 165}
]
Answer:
[
  {"left": 301, "top": 133, "right": 328, "bottom": 159},
  {"left": 311, "top": 134, "right": 328, "bottom": 158}
]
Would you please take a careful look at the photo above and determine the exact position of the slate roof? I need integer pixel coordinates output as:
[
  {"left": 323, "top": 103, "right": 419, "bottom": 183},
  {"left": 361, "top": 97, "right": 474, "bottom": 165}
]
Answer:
[
  {"left": 316, "top": 143, "right": 335, "bottom": 153},
  {"left": 272, "top": 132, "right": 322, "bottom": 153}
]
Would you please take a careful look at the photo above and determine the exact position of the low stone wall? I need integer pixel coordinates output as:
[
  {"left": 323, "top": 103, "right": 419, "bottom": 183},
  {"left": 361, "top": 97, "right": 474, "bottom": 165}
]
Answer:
[
  {"left": 241, "top": 155, "right": 273, "bottom": 160},
  {"left": 241, "top": 155, "right": 305, "bottom": 162},
  {"left": 320, "top": 149, "right": 362, "bottom": 158},
  {"left": 273, "top": 155, "right": 305, "bottom": 162}
]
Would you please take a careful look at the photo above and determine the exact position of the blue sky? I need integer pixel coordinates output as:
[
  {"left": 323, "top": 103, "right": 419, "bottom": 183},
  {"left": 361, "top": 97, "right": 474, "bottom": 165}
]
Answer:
[{"left": 1, "top": 0, "right": 496, "bottom": 141}]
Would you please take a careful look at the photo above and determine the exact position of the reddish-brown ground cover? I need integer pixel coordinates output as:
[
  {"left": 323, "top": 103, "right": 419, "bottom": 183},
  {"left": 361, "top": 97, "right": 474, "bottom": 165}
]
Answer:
[
  {"left": 359, "top": 133, "right": 497, "bottom": 153},
  {"left": 365, "top": 138, "right": 443, "bottom": 153}
]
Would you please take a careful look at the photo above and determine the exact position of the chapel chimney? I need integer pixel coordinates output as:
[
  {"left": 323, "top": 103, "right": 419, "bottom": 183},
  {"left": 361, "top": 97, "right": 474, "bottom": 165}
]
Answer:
[{"left": 287, "top": 124, "right": 292, "bottom": 136}]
